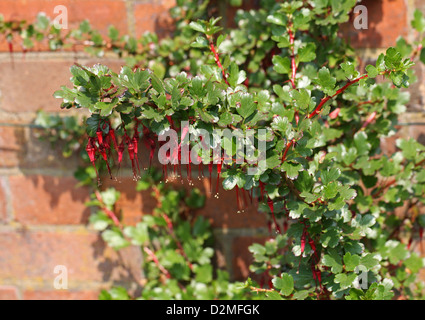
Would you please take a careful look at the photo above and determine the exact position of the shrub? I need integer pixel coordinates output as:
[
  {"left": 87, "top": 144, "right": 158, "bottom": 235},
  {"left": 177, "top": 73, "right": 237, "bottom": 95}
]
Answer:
[{"left": 10, "top": 0, "right": 425, "bottom": 299}]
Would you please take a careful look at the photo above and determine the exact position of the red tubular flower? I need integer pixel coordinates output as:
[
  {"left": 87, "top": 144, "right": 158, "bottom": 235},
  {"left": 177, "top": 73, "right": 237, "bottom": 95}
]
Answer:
[
  {"left": 329, "top": 107, "right": 341, "bottom": 119},
  {"left": 308, "top": 236, "right": 319, "bottom": 263},
  {"left": 208, "top": 161, "right": 213, "bottom": 194},
  {"left": 283, "top": 219, "right": 288, "bottom": 233},
  {"left": 132, "top": 135, "right": 141, "bottom": 178},
  {"left": 118, "top": 141, "right": 125, "bottom": 164},
  {"left": 187, "top": 151, "right": 192, "bottom": 184},
  {"left": 300, "top": 229, "right": 307, "bottom": 255},
  {"left": 96, "top": 130, "right": 103, "bottom": 146},
  {"left": 85, "top": 137, "right": 100, "bottom": 184},
  {"left": 126, "top": 135, "right": 138, "bottom": 180},
  {"left": 267, "top": 197, "right": 281, "bottom": 234},
  {"left": 197, "top": 155, "right": 204, "bottom": 179},
  {"left": 298, "top": 227, "right": 308, "bottom": 270},
  {"left": 215, "top": 160, "right": 223, "bottom": 194},
  {"left": 99, "top": 143, "right": 113, "bottom": 179},
  {"left": 109, "top": 128, "right": 118, "bottom": 152},
  {"left": 142, "top": 125, "right": 156, "bottom": 172},
  {"left": 166, "top": 115, "right": 175, "bottom": 130}
]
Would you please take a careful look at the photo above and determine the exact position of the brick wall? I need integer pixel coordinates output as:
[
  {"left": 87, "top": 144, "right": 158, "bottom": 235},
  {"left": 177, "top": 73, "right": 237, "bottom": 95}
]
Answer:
[{"left": 0, "top": 0, "right": 424, "bottom": 300}]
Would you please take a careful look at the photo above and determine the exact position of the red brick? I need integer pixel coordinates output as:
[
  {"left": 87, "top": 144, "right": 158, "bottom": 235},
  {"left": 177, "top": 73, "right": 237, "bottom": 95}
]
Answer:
[
  {"left": 0, "top": 126, "right": 85, "bottom": 170},
  {"left": 0, "top": 127, "right": 25, "bottom": 167},
  {"left": 0, "top": 176, "right": 8, "bottom": 223},
  {"left": 381, "top": 112, "right": 425, "bottom": 155},
  {"left": 9, "top": 175, "right": 90, "bottom": 225},
  {"left": 0, "top": 286, "right": 20, "bottom": 300},
  {"left": 340, "top": 0, "right": 408, "bottom": 48},
  {"left": 0, "top": 0, "right": 128, "bottom": 52},
  {"left": 0, "top": 58, "right": 124, "bottom": 113},
  {"left": 133, "top": 0, "right": 175, "bottom": 38},
  {"left": 102, "top": 176, "right": 158, "bottom": 226},
  {"left": 0, "top": 230, "right": 142, "bottom": 284},
  {"left": 178, "top": 177, "right": 267, "bottom": 229},
  {"left": 232, "top": 236, "right": 268, "bottom": 281},
  {"left": 102, "top": 170, "right": 268, "bottom": 229},
  {"left": 23, "top": 289, "right": 99, "bottom": 300}
]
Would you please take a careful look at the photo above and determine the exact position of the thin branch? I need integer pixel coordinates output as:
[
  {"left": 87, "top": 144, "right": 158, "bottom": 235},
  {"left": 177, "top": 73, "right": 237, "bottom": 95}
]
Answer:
[
  {"left": 207, "top": 35, "right": 230, "bottom": 86},
  {"left": 288, "top": 25, "right": 296, "bottom": 89},
  {"left": 308, "top": 75, "right": 368, "bottom": 119}
]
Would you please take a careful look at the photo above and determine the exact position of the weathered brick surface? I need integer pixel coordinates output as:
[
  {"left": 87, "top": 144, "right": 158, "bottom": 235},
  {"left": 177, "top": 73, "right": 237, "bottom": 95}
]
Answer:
[
  {"left": 0, "top": 0, "right": 128, "bottom": 52},
  {"left": 232, "top": 236, "right": 268, "bottom": 281},
  {"left": 341, "top": 0, "right": 408, "bottom": 48},
  {"left": 0, "top": 127, "right": 25, "bottom": 167},
  {"left": 381, "top": 113, "right": 425, "bottom": 155},
  {"left": 0, "top": 176, "right": 8, "bottom": 223},
  {"left": 0, "top": 229, "right": 143, "bottom": 285},
  {"left": 23, "top": 289, "right": 99, "bottom": 300},
  {"left": 0, "top": 286, "right": 20, "bottom": 300},
  {"left": 133, "top": 0, "right": 176, "bottom": 38},
  {"left": 102, "top": 174, "right": 267, "bottom": 228},
  {"left": 102, "top": 177, "right": 158, "bottom": 226},
  {"left": 0, "top": 58, "right": 124, "bottom": 113},
  {"left": 9, "top": 175, "right": 91, "bottom": 225},
  {"left": 0, "top": 0, "right": 424, "bottom": 299},
  {"left": 166, "top": 177, "right": 268, "bottom": 229}
]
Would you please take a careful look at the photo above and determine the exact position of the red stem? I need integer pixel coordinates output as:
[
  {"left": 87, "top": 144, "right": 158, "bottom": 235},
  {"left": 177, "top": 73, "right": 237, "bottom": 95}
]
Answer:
[
  {"left": 94, "top": 190, "right": 121, "bottom": 228},
  {"left": 288, "top": 26, "right": 296, "bottom": 89},
  {"left": 282, "top": 139, "right": 295, "bottom": 163},
  {"left": 308, "top": 75, "right": 368, "bottom": 119},
  {"left": 162, "top": 213, "right": 193, "bottom": 270},
  {"left": 209, "top": 40, "right": 230, "bottom": 86},
  {"left": 144, "top": 247, "right": 171, "bottom": 278}
]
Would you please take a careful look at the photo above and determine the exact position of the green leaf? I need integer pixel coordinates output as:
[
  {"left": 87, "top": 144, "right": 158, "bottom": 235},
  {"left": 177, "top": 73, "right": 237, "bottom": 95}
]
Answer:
[
  {"left": 323, "top": 250, "right": 343, "bottom": 273},
  {"left": 365, "top": 65, "right": 379, "bottom": 78},
  {"left": 237, "top": 93, "right": 256, "bottom": 118},
  {"left": 316, "top": 67, "right": 336, "bottom": 94},
  {"left": 298, "top": 43, "right": 316, "bottom": 62},
  {"left": 360, "top": 253, "right": 380, "bottom": 270},
  {"left": 412, "top": 9, "right": 425, "bottom": 32},
  {"left": 189, "top": 21, "right": 207, "bottom": 33},
  {"left": 86, "top": 114, "right": 100, "bottom": 137},
  {"left": 102, "top": 230, "right": 130, "bottom": 250},
  {"left": 321, "top": 227, "right": 340, "bottom": 248},
  {"left": 228, "top": 62, "right": 247, "bottom": 87},
  {"left": 282, "top": 162, "right": 302, "bottom": 180},
  {"left": 272, "top": 55, "right": 291, "bottom": 74},
  {"left": 321, "top": 167, "right": 341, "bottom": 185},
  {"left": 291, "top": 88, "right": 311, "bottom": 110},
  {"left": 272, "top": 273, "right": 294, "bottom": 296},
  {"left": 405, "top": 253, "right": 423, "bottom": 273},
  {"left": 150, "top": 72, "right": 165, "bottom": 94},
  {"left": 123, "top": 223, "right": 149, "bottom": 246},
  {"left": 89, "top": 212, "right": 112, "bottom": 231},
  {"left": 396, "top": 138, "right": 424, "bottom": 161},
  {"left": 335, "top": 273, "right": 357, "bottom": 290},
  {"left": 194, "top": 264, "right": 213, "bottom": 283},
  {"left": 344, "top": 252, "right": 361, "bottom": 272}
]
